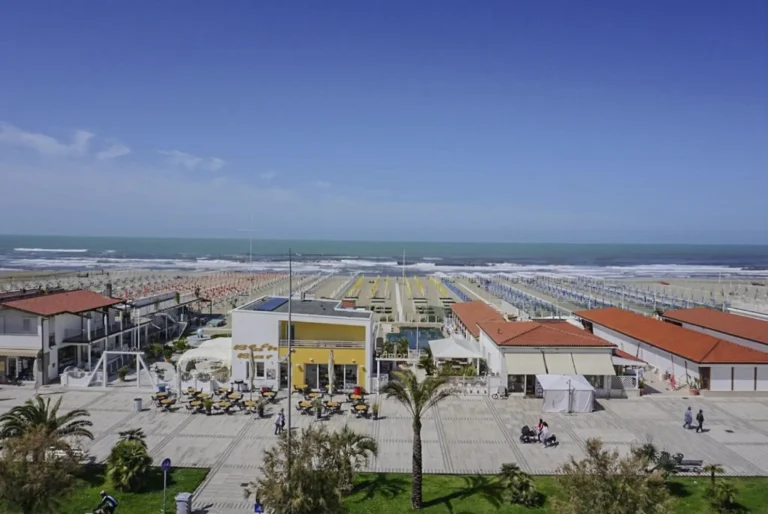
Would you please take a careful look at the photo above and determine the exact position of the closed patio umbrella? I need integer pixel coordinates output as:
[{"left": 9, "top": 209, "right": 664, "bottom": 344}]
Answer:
[
  {"left": 248, "top": 347, "right": 255, "bottom": 401},
  {"left": 328, "top": 349, "right": 334, "bottom": 395}
]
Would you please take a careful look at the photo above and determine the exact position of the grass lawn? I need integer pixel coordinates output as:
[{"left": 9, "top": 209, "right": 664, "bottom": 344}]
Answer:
[
  {"left": 345, "top": 473, "right": 768, "bottom": 513},
  {"left": 61, "top": 466, "right": 209, "bottom": 514}
]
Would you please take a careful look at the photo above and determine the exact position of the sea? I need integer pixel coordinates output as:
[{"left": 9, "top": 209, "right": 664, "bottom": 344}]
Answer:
[{"left": 1, "top": 235, "right": 767, "bottom": 279}]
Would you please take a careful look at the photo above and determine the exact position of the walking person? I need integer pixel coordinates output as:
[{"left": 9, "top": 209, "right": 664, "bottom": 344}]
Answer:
[
  {"left": 274, "top": 409, "right": 285, "bottom": 435},
  {"left": 696, "top": 409, "right": 705, "bottom": 433},
  {"left": 683, "top": 406, "right": 693, "bottom": 429}
]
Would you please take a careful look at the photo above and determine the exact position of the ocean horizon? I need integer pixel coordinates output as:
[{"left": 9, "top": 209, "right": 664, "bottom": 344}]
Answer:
[{"left": 1, "top": 234, "right": 767, "bottom": 277}]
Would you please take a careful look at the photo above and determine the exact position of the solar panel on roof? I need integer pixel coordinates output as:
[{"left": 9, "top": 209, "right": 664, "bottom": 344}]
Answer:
[{"left": 256, "top": 297, "right": 289, "bottom": 312}]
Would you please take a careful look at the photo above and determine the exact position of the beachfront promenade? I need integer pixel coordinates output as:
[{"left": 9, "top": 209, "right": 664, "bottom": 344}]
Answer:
[{"left": 5, "top": 387, "right": 768, "bottom": 513}]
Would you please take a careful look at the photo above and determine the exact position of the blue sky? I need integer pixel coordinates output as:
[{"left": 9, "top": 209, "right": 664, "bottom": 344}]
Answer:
[{"left": 0, "top": 1, "right": 765, "bottom": 244}]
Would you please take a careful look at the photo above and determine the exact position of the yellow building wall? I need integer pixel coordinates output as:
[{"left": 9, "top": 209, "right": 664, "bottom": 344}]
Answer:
[
  {"left": 280, "top": 321, "right": 365, "bottom": 342},
  {"left": 278, "top": 347, "right": 366, "bottom": 389}
]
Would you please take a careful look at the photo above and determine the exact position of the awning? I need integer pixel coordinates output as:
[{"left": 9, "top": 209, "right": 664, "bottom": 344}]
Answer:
[
  {"left": 612, "top": 356, "right": 644, "bottom": 367},
  {"left": 428, "top": 336, "right": 482, "bottom": 360},
  {"left": 0, "top": 348, "right": 40, "bottom": 358},
  {"left": 505, "top": 353, "right": 547, "bottom": 375},
  {"left": 544, "top": 353, "right": 576, "bottom": 374},
  {"left": 572, "top": 353, "right": 616, "bottom": 375}
]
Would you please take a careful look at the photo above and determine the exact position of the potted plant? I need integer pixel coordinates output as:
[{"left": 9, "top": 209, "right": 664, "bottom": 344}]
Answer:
[
  {"left": 312, "top": 398, "right": 323, "bottom": 420},
  {"left": 118, "top": 366, "right": 129, "bottom": 382},
  {"left": 162, "top": 345, "right": 174, "bottom": 363},
  {"left": 688, "top": 378, "right": 701, "bottom": 396},
  {"left": 638, "top": 379, "right": 646, "bottom": 396},
  {"left": 371, "top": 402, "right": 380, "bottom": 420},
  {"left": 203, "top": 398, "right": 214, "bottom": 415}
]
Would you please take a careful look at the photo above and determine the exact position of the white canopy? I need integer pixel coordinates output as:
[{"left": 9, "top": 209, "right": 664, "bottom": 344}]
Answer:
[
  {"left": 177, "top": 337, "right": 233, "bottom": 374},
  {"left": 428, "top": 336, "right": 482, "bottom": 360},
  {"left": 536, "top": 374, "right": 595, "bottom": 413}
]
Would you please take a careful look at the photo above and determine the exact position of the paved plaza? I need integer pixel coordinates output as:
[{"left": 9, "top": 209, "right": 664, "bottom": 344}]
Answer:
[{"left": 4, "top": 386, "right": 768, "bottom": 513}]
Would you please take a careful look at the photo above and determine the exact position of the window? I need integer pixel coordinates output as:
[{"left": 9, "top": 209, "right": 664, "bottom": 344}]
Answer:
[
  {"left": 22, "top": 318, "right": 33, "bottom": 333},
  {"left": 333, "top": 364, "right": 358, "bottom": 391},
  {"left": 256, "top": 361, "right": 265, "bottom": 379}
]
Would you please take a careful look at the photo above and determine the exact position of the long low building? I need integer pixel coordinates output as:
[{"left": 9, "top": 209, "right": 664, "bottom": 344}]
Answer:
[
  {"left": 662, "top": 307, "right": 768, "bottom": 352},
  {"left": 576, "top": 307, "right": 768, "bottom": 392},
  {"left": 449, "top": 300, "right": 505, "bottom": 342},
  {"left": 478, "top": 320, "right": 617, "bottom": 396}
]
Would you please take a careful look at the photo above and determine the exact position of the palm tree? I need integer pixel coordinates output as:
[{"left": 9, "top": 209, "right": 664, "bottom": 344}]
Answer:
[
  {"left": 118, "top": 428, "right": 148, "bottom": 449},
  {"left": 0, "top": 395, "right": 93, "bottom": 441},
  {"left": 703, "top": 463, "right": 725, "bottom": 487},
  {"left": 499, "top": 463, "right": 541, "bottom": 507},
  {"left": 381, "top": 369, "right": 453, "bottom": 509},
  {"left": 106, "top": 439, "right": 153, "bottom": 492},
  {"left": 417, "top": 346, "right": 436, "bottom": 376},
  {"left": 330, "top": 424, "right": 378, "bottom": 493}
]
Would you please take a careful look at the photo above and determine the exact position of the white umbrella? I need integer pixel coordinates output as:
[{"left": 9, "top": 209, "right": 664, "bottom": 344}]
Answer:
[{"left": 248, "top": 347, "right": 255, "bottom": 401}]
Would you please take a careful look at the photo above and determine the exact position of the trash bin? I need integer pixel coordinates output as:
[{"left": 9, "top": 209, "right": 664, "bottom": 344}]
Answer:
[
  {"left": 133, "top": 398, "right": 142, "bottom": 412},
  {"left": 176, "top": 492, "right": 192, "bottom": 514}
]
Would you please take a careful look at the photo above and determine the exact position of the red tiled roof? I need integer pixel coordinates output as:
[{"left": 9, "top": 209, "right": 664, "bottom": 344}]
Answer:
[
  {"left": 1, "top": 290, "right": 121, "bottom": 316},
  {"left": 613, "top": 348, "right": 644, "bottom": 362},
  {"left": 451, "top": 301, "right": 505, "bottom": 338},
  {"left": 663, "top": 308, "right": 768, "bottom": 346},
  {"left": 340, "top": 300, "right": 356, "bottom": 309},
  {"left": 478, "top": 320, "right": 613, "bottom": 347},
  {"left": 575, "top": 307, "right": 768, "bottom": 365}
]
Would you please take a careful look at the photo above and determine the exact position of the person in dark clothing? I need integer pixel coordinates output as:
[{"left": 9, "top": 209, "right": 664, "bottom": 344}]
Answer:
[{"left": 696, "top": 409, "right": 705, "bottom": 433}]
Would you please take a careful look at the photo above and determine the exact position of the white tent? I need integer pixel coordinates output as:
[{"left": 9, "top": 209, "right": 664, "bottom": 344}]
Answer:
[
  {"left": 177, "top": 337, "right": 233, "bottom": 374},
  {"left": 535, "top": 374, "right": 595, "bottom": 413},
  {"left": 428, "top": 336, "right": 482, "bottom": 360}
]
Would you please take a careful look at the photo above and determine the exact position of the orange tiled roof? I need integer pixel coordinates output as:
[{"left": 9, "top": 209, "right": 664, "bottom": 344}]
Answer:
[
  {"left": 613, "top": 348, "right": 644, "bottom": 362},
  {"left": 663, "top": 308, "right": 768, "bottom": 346},
  {"left": 1, "top": 290, "right": 121, "bottom": 316},
  {"left": 575, "top": 307, "right": 768, "bottom": 365},
  {"left": 478, "top": 320, "right": 613, "bottom": 347},
  {"left": 450, "top": 301, "right": 504, "bottom": 338}
]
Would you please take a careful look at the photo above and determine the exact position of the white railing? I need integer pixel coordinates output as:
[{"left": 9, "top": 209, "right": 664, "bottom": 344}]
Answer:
[
  {"left": 612, "top": 375, "right": 638, "bottom": 390},
  {"left": 278, "top": 339, "right": 365, "bottom": 349},
  {"left": 444, "top": 375, "right": 489, "bottom": 396}
]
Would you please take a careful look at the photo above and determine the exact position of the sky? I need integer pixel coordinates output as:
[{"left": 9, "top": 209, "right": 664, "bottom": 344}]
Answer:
[{"left": 0, "top": 1, "right": 766, "bottom": 244}]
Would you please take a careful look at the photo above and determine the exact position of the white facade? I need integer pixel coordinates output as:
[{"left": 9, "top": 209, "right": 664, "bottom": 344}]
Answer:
[{"left": 592, "top": 323, "right": 768, "bottom": 392}]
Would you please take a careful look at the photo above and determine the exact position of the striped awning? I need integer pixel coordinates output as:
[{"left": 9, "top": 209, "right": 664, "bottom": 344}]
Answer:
[
  {"left": 572, "top": 353, "right": 616, "bottom": 375},
  {"left": 505, "top": 353, "right": 547, "bottom": 375},
  {"left": 0, "top": 348, "right": 40, "bottom": 358},
  {"left": 544, "top": 353, "right": 576, "bottom": 374}
]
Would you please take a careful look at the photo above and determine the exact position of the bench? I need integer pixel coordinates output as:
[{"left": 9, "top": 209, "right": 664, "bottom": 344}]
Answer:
[{"left": 671, "top": 453, "right": 703, "bottom": 473}]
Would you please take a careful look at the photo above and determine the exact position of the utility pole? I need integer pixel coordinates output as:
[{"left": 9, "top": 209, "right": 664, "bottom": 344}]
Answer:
[
  {"left": 237, "top": 211, "right": 260, "bottom": 269},
  {"left": 286, "top": 248, "right": 293, "bottom": 480}
]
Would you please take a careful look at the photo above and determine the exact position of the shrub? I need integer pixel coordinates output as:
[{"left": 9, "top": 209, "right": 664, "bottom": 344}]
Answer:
[
  {"left": 118, "top": 366, "right": 129, "bottom": 381},
  {"left": 499, "top": 463, "right": 543, "bottom": 507},
  {"left": 106, "top": 439, "right": 152, "bottom": 492}
]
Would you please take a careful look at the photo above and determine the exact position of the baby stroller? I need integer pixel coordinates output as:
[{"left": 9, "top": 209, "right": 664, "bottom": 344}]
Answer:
[{"left": 519, "top": 426, "right": 537, "bottom": 444}]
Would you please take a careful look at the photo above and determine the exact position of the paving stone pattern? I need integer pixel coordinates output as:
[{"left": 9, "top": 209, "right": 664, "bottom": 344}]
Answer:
[{"left": 6, "top": 386, "right": 768, "bottom": 513}]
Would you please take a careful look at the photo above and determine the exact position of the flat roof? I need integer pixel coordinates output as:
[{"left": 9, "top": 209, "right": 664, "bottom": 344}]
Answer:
[{"left": 241, "top": 296, "right": 372, "bottom": 319}]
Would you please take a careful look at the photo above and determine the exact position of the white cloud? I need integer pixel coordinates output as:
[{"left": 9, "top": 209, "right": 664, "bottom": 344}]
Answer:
[
  {"left": 96, "top": 144, "right": 131, "bottom": 160},
  {"left": 0, "top": 122, "right": 93, "bottom": 156},
  {"left": 312, "top": 180, "right": 331, "bottom": 188},
  {"left": 259, "top": 170, "right": 277, "bottom": 181},
  {"left": 159, "top": 149, "right": 225, "bottom": 172}
]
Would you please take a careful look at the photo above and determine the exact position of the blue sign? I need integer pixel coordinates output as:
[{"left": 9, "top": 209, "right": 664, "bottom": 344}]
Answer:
[
  {"left": 254, "top": 502, "right": 264, "bottom": 513},
  {"left": 161, "top": 458, "right": 172, "bottom": 472}
]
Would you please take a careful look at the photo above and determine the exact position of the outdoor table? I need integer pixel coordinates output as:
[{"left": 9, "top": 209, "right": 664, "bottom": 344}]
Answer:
[
  {"left": 161, "top": 398, "right": 175, "bottom": 405},
  {"left": 306, "top": 392, "right": 322, "bottom": 399},
  {"left": 349, "top": 394, "right": 363, "bottom": 401},
  {"left": 299, "top": 401, "right": 311, "bottom": 408},
  {"left": 218, "top": 387, "right": 231, "bottom": 394},
  {"left": 197, "top": 393, "right": 212, "bottom": 399},
  {"left": 261, "top": 391, "right": 276, "bottom": 399},
  {"left": 216, "top": 401, "right": 231, "bottom": 409},
  {"left": 325, "top": 401, "right": 339, "bottom": 407},
  {"left": 190, "top": 400, "right": 202, "bottom": 407},
  {"left": 155, "top": 391, "right": 169, "bottom": 398},
  {"left": 353, "top": 404, "right": 368, "bottom": 412},
  {"left": 243, "top": 400, "right": 257, "bottom": 408},
  {"left": 186, "top": 387, "right": 198, "bottom": 394},
  {"left": 227, "top": 393, "right": 242, "bottom": 401}
]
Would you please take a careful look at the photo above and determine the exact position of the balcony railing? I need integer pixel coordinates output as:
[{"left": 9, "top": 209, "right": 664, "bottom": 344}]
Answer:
[
  {"left": 62, "top": 320, "right": 143, "bottom": 344},
  {"left": 278, "top": 339, "right": 365, "bottom": 349}
]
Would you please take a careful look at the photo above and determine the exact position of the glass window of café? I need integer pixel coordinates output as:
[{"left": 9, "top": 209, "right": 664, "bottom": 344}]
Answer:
[
  {"left": 333, "top": 364, "right": 359, "bottom": 391},
  {"left": 304, "top": 364, "right": 329, "bottom": 390}
]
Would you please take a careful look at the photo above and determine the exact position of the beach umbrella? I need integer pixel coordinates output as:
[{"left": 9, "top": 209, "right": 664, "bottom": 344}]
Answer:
[
  {"left": 248, "top": 347, "right": 255, "bottom": 401},
  {"left": 328, "top": 349, "right": 335, "bottom": 395}
]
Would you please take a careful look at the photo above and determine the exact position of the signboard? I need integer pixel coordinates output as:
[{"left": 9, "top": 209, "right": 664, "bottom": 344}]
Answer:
[
  {"left": 161, "top": 458, "right": 172, "bottom": 471},
  {"left": 254, "top": 502, "right": 264, "bottom": 513}
]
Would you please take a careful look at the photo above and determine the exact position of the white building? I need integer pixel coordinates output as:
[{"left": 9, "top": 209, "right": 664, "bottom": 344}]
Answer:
[
  {"left": 230, "top": 296, "right": 374, "bottom": 392},
  {"left": 0, "top": 290, "right": 141, "bottom": 384},
  {"left": 477, "top": 320, "right": 616, "bottom": 396},
  {"left": 662, "top": 308, "right": 768, "bottom": 352},
  {"left": 577, "top": 307, "right": 768, "bottom": 393},
  {"left": 448, "top": 300, "right": 505, "bottom": 343}
]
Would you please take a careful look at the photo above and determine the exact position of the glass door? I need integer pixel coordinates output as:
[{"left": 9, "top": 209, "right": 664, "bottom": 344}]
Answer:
[
  {"left": 344, "top": 365, "right": 358, "bottom": 390},
  {"left": 305, "top": 364, "right": 318, "bottom": 390},
  {"left": 279, "top": 362, "right": 288, "bottom": 389}
]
